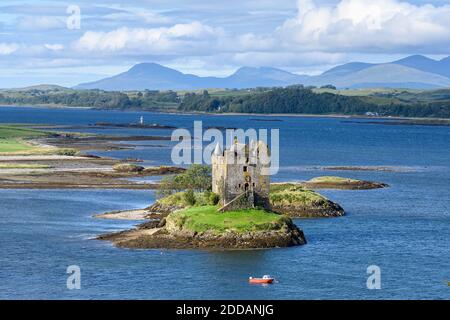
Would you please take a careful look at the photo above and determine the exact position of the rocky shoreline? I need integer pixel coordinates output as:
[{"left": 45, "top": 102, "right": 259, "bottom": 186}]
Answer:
[
  {"left": 97, "top": 213, "right": 306, "bottom": 250},
  {"left": 0, "top": 130, "right": 184, "bottom": 189},
  {"left": 301, "top": 176, "right": 388, "bottom": 190},
  {"left": 271, "top": 200, "right": 344, "bottom": 218}
]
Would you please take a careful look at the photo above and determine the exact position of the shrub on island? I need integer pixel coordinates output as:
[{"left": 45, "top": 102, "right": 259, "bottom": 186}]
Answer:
[
  {"left": 270, "top": 183, "right": 344, "bottom": 217},
  {"left": 112, "top": 163, "right": 145, "bottom": 173}
]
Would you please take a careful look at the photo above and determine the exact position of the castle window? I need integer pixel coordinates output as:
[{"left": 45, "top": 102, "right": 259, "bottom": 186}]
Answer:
[
  {"left": 238, "top": 184, "right": 241, "bottom": 188},
  {"left": 243, "top": 166, "right": 247, "bottom": 172},
  {"left": 252, "top": 183, "right": 255, "bottom": 187}
]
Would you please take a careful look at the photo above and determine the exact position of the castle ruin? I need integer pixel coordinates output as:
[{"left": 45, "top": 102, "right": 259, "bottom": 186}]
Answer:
[{"left": 211, "top": 140, "right": 270, "bottom": 211}]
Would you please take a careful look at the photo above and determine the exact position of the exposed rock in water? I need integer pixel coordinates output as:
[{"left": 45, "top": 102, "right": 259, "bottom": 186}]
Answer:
[
  {"left": 97, "top": 217, "right": 306, "bottom": 250},
  {"left": 271, "top": 200, "right": 344, "bottom": 218},
  {"left": 302, "top": 176, "right": 388, "bottom": 190},
  {"left": 143, "top": 166, "right": 185, "bottom": 175},
  {"left": 94, "top": 122, "right": 177, "bottom": 129},
  {"left": 112, "top": 163, "right": 145, "bottom": 173},
  {"left": 270, "top": 183, "right": 344, "bottom": 218}
]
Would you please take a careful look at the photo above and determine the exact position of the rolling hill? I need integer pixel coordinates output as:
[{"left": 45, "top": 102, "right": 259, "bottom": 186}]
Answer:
[{"left": 75, "top": 55, "right": 450, "bottom": 91}]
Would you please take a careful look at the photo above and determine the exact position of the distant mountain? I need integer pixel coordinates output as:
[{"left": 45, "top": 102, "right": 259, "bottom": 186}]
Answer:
[
  {"left": 312, "top": 64, "right": 450, "bottom": 89},
  {"left": 321, "top": 62, "right": 374, "bottom": 77},
  {"left": 222, "top": 67, "right": 308, "bottom": 88},
  {"left": 75, "top": 55, "right": 450, "bottom": 91},
  {"left": 393, "top": 55, "right": 450, "bottom": 78},
  {"left": 75, "top": 63, "right": 200, "bottom": 91},
  {"left": 75, "top": 63, "right": 308, "bottom": 91}
]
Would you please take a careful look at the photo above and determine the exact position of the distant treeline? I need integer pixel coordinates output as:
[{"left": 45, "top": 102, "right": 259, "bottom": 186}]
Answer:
[
  {"left": 1, "top": 86, "right": 450, "bottom": 118},
  {"left": 179, "top": 87, "right": 450, "bottom": 118},
  {"left": 0, "top": 89, "right": 179, "bottom": 110}
]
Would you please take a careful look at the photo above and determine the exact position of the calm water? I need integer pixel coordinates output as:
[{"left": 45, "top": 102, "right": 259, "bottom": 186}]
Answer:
[{"left": 0, "top": 106, "right": 449, "bottom": 299}]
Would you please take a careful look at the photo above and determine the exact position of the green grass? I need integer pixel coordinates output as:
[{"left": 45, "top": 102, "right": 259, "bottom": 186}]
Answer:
[
  {"left": 308, "top": 176, "right": 360, "bottom": 183},
  {"left": 270, "top": 183, "right": 328, "bottom": 206},
  {"left": 0, "top": 125, "right": 74, "bottom": 155},
  {"left": 0, "top": 163, "right": 52, "bottom": 169},
  {"left": 0, "top": 125, "right": 47, "bottom": 139},
  {"left": 168, "top": 205, "right": 289, "bottom": 234},
  {"left": 0, "top": 125, "right": 48, "bottom": 153},
  {"left": 0, "top": 140, "right": 35, "bottom": 153}
]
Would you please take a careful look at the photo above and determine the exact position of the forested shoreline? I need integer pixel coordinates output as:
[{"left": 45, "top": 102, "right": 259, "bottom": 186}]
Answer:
[
  {"left": 179, "top": 87, "right": 450, "bottom": 118},
  {"left": 1, "top": 86, "right": 449, "bottom": 118}
]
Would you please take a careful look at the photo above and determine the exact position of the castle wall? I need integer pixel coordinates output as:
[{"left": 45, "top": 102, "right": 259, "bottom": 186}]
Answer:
[{"left": 212, "top": 141, "right": 270, "bottom": 208}]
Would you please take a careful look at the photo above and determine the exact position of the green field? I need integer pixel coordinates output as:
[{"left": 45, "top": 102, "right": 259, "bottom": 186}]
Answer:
[
  {"left": 168, "top": 205, "right": 288, "bottom": 234},
  {"left": 0, "top": 125, "right": 47, "bottom": 153}
]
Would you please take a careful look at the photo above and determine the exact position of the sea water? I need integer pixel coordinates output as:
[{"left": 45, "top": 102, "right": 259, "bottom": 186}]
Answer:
[{"left": 0, "top": 106, "right": 449, "bottom": 299}]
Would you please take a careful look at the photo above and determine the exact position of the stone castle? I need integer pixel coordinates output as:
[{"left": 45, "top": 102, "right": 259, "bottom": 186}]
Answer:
[{"left": 211, "top": 140, "right": 270, "bottom": 211}]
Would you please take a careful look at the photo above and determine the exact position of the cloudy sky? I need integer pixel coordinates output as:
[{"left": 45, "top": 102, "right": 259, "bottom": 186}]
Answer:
[{"left": 1, "top": 0, "right": 449, "bottom": 88}]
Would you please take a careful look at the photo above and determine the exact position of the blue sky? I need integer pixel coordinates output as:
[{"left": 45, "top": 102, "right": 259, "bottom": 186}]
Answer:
[{"left": 0, "top": 0, "right": 449, "bottom": 88}]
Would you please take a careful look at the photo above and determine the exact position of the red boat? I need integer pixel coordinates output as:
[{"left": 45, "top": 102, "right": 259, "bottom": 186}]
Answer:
[{"left": 248, "top": 275, "right": 274, "bottom": 284}]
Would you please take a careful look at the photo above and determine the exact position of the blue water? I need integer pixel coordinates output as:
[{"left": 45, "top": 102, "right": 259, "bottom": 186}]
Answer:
[{"left": 0, "top": 106, "right": 449, "bottom": 299}]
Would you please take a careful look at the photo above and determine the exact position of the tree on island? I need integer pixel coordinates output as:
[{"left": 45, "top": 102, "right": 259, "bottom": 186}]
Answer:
[{"left": 158, "top": 164, "right": 212, "bottom": 197}]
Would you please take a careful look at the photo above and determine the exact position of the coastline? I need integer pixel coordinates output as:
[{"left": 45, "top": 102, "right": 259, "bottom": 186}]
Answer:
[
  {"left": 0, "top": 104, "right": 94, "bottom": 110},
  {"left": 2, "top": 104, "right": 449, "bottom": 121},
  {"left": 0, "top": 127, "right": 182, "bottom": 189}
]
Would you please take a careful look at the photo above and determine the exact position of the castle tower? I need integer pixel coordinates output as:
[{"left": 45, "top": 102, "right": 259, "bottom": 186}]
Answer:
[{"left": 211, "top": 140, "right": 270, "bottom": 211}]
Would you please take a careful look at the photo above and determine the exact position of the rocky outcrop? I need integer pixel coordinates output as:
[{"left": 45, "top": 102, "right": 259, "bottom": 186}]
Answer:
[
  {"left": 142, "top": 166, "right": 185, "bottom": 175},
  {"left": 271, "top": 200, "right": 344, "bottom": 218},
  {"left": 270, "top": 183, "right": 345, "bottom": 218},
  {"left": 302, "top": 176, "right": 388, "bottom": 190},
  {"left": 147, "top": 186, "right": 346, "bottom": 219},
  {"left": 98, "top": 217, "right": 306, "bottom": 250},
  {"left": 112, "top": 163, "right": 145, "bottom": 173},
  {"left": 145, "top": 201, "right": 185, "bottom": 218}
]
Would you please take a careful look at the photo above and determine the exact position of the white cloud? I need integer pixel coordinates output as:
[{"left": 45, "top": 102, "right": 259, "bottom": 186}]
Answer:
[
  {"left": 102, "top": 10, "right": 173, "bottom": 25},
  {"left": 74, "top": 22, "right": 223, "bottom": 54},
  {"left": 276, "top": 0, "right": 450, "bottom": 53},
  {"left": 136, "top": 11, "right": 173, "bottom": 25},
  {"left": 16, "top": 16, "right": 65, "bottom": 30},
  {"left": 0, "top": 43, "right": 19, "bottom": 55},
  {"left": 44, "top": 44, "right": 64, "bottom": 51},
  {"left": 71, "top": 0, "right": 450, "bottom": 61},
  {"left": 3, "top": 0, "right": 450, "bottom": 85}
]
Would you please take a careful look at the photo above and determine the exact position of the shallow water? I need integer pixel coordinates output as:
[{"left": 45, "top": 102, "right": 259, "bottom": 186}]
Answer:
[{"left": 0, "top": 106, "right": 449, "bottom": 299}]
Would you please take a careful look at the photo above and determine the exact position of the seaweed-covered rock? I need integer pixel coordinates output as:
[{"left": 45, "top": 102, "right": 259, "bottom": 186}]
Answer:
[
  {"left": 270, "top": 183, "right": 344, "bottom": 217},
  {"left": 112, "top": 163, "right": 144, "bottom": 173},
  {"left": 303, "top": 176, "right": 388, "bottom": 190}
]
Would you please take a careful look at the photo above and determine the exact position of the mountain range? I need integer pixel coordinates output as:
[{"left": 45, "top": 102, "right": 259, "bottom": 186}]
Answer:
[{"left": 75, "top": 55, "right": 450, "bottom": 91}]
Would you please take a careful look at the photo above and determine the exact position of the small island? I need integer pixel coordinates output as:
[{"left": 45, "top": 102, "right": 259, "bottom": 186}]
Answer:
[
  {"left": 99, "top": 206, "right": 306, "bottom": 249},
  {"left": 301, "top": 176, "right": 388, "bottom": 190},
  {"left": 269, "top": 183, "right": 344, "bottom": 217},
  {"left": 98, "top": 141, "right": 309, "bottom": 249}
]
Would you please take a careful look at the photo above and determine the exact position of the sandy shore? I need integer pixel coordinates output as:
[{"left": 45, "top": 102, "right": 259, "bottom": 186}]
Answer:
[{"left": 95, "top": 209, "right": 150, "bottom": 220}]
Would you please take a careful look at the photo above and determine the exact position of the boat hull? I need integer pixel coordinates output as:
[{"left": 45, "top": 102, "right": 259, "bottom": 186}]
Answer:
[{"left": 248, "top": 278, "right": 274, "bottom": 284}]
